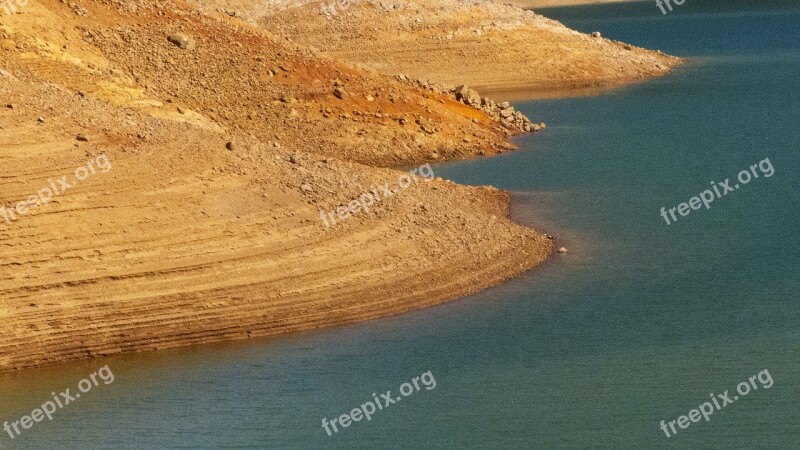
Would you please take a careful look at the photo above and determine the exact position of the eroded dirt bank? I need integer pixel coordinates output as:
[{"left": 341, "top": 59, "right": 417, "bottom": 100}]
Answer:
[
  {"left": 0, "top": 0, "right": 555, "bottom": 371},
  {"left": 0, "top": 0, "right": 675, "bottom": 371},
  {"left": 208, "top": 0, "right": 681, "bottom": 96}
]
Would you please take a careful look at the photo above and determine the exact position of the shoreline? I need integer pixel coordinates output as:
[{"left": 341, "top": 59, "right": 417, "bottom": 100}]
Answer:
[
  {"left": 0, "top": 0, "right": 675, "bottom": 372},
  {"left": 477, "top": 77, "right": 659, "bottom": 102},
  {"left": 259, "top": 1, "right": 683, "bottom": 104},
  {"left": 0, "top": 48, "right": 554, "bottom": 372}
]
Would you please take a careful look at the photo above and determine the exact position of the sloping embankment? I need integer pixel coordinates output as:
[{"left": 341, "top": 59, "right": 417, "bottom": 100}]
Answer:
[
  {"left": 0, "top": 0, "right": 554, "bottom": 371},
  {"left": 206, "top": 0, "right": 681, "bottom": 96}
]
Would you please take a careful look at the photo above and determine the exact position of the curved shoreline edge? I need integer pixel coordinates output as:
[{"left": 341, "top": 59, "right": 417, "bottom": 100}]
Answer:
[{"left": 0, "top": 0, "right": 678, "bottom": 372}]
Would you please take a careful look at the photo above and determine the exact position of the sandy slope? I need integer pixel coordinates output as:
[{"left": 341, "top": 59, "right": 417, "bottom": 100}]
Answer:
[
  {"left": 0, "top": 0, "right": 678, "bottom": 372},
  {"left": 212, "top": 0, "right": 681, "bottom": 96},
  {"left": 501, "top": 0, "right": 635, "bottom": 9},
  {"left": 0, "top": 0, "right": 554, "bottom": 371}
]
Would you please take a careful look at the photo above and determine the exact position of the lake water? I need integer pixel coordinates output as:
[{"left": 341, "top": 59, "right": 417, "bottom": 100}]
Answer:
[{"left": 1, "top": 0, "right": 798, "bottom": 448}]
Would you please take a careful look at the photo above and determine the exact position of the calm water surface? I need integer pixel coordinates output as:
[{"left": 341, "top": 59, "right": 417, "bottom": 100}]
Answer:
[{"left": 1, "top": 1, "right": 798, "bottom": 448}]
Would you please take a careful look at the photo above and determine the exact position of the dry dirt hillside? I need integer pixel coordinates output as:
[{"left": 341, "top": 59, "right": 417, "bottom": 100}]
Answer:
[
  {"left": 503, "top": 0, "right": 633, "bottom": 8},
  {"left": 0, "top": 0, "right": 556, "bottom": 371},
  {"left": 202, "top": 0, "right": 681, "bottom": 96}
]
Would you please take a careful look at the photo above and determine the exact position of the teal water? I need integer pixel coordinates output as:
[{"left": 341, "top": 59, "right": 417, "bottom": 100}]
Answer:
[{"left": 1, "top": 1, "right": 798, "bottom": 448}]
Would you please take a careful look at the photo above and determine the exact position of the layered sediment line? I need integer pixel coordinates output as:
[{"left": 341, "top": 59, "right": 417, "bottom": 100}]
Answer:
[
  {"left": 214, "top": 0, "right": 681, "bottom": 96},
  {"left": 0, "top": 0, "right": 555, "bottom": 371},
  {"left": 0, "top": 0, "right": 678, "bottom": 372}
]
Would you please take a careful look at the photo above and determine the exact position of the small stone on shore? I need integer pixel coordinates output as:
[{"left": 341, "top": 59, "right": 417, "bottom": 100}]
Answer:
[
  {"left": 558, "top": 247, "right": 568, "bottom": 254},
  {"left": 168, "top": 33, "right": 196, "bottom": 50}
]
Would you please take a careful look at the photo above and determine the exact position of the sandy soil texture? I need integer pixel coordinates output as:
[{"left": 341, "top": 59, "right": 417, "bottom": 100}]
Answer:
[
  {"left": 500, "top": 0, "right": 636, "bottom": 9},
  {"left": 209, "top": 0, "right": 680, "bottom": 97},
  {"left": 0, "top": 0, "right": 678, "bottom": 371},
  {"left": 0, "top": 0, "right": 556, "bottom": 371}
]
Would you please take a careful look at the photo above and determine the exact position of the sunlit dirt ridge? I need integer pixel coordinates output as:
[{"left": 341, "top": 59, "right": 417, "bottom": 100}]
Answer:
[{"left": 0, "top": 0, "right": 676, "bottom": 371}]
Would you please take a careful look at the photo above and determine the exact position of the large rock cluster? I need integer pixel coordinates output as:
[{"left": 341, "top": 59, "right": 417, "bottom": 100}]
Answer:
[
  {"left": 393, "top": 75, "right": 543, "bottom": 135},
  {"left": 452, "top": 85, "right": 545, "bottom": 134}
]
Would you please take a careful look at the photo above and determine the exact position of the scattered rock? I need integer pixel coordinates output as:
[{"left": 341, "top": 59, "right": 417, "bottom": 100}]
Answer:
[
  {"left": 76, "top": 134, "right": 89, "bottom": 142},
  {"left": 558, "top": 247, "right": 568, "bottom": 254},
  {"left": 300, "top": 184, "right": 313, "bottom": 193},
  {"left": 333, "top": 87, "right": 346, "bottom": 99},
  {"left": 70, "top": 4, "right": 89, "bottom": 16},
  {"left": 447, "top": 89, "right": 539, "bottom": 135},
  {"left": 37, "top": 117, "right": 45, "bottom": 123},
  {"left": 167, "top": 33, "right": 196, "bottom": 50},
  {"left": 225, "top": 141, "right": 236, "bottom": 151},
  {"left": 454, "top": 85, "right": 481, "bottom": 106},
  {"left": 591, "top": 31, "right": 601, "bottom": 38},
  {"left": 499, "top": 142, "right": 515, "bottom": 151}
]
